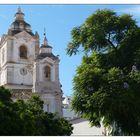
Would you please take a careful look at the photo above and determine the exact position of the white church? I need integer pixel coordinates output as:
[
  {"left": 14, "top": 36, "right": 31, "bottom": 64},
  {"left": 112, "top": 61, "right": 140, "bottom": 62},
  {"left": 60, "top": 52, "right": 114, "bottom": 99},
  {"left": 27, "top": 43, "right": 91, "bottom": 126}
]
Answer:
[{"left": 0, "top": 7, "right": 63, "bottom": 116}]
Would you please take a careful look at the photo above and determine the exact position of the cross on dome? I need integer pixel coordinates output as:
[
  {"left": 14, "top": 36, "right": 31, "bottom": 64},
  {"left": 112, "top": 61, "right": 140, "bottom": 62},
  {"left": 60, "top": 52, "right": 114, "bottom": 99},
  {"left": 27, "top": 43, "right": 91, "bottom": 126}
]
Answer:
[
  {"left": 17, "top": 6, "right": 22, "bottom": 13},
  {"left": 43, "top": 28, "right": 48, "bottom": 46}
]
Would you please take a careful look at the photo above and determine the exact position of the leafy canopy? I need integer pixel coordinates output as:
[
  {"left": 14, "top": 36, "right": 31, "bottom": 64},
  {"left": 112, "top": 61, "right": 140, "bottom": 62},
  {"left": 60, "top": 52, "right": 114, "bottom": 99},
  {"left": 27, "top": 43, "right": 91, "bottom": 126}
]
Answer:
[
  {"left": 67, "top": 9, "right": 140, "bottom": 135},
  {"left": 0, "top": 86, "right": 73, "bottom": 136},
  {"left": 66, "top": 9, "right": 137, "bottom": 56}
]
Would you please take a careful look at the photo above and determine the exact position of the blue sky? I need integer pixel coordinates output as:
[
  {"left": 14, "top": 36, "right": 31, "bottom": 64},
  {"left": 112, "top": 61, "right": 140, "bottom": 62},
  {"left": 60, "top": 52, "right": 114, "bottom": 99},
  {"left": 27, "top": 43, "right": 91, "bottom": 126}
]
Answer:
[{"left": 0, "top": 4, "right": 140, "bottom": 96}]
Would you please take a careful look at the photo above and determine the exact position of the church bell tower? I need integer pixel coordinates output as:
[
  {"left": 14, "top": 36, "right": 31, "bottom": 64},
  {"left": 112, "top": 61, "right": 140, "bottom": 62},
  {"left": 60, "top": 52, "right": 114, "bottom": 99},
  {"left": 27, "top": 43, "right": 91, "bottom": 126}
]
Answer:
[
  {"left": 0, "top": 7, "right": 39, "bottom": 90},
  {"left": 32, "top": 32, "right": 63, "bottom": 116},
  {"left": 0, "top": 7, "right": 63, "bottom": 116}
]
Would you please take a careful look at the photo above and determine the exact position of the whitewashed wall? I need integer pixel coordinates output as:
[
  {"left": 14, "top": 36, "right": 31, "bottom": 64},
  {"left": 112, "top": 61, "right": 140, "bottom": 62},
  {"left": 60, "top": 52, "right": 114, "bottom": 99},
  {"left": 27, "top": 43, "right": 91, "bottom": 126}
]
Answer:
[{"left": 71, "top": 118, "right": 105, "bottom": 136}]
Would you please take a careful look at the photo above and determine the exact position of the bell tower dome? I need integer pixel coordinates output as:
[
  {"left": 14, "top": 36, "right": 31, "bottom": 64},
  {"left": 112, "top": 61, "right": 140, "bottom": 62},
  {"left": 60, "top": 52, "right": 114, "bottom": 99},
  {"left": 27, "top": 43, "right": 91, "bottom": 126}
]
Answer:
[
  {"left": 8, "top": 7, "right": 33, "bottom": 36},
  {"left": 39, "top": 32, "right": 52, "bottom": 54}
]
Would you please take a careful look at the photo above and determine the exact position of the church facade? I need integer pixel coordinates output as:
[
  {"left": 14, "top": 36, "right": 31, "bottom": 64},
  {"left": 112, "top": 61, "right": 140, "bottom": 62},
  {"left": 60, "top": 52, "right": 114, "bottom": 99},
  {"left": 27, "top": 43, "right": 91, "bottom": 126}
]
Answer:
[{"left": 0, "top": 7, "right": 63, "bottom": 116}]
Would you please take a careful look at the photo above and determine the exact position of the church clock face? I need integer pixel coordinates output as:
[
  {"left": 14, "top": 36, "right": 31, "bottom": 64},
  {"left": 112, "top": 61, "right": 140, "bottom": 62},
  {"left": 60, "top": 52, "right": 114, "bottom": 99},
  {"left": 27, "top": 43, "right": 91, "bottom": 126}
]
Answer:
[{"left": 20, "top": 68, "right": 27, "bottom": 75}]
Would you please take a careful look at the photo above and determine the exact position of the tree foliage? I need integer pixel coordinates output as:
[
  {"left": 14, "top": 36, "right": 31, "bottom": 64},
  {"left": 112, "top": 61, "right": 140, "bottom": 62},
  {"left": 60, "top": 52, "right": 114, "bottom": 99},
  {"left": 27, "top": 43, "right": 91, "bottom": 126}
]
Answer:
[
  {"left": 0, "top": 86, "right": 73, "bottom": 136},
  {"left": 67, "top": 9, "right": 140, "bottom": 135},
  {"left": 66, "top": 9, "right": 137, "bottom": 56}
]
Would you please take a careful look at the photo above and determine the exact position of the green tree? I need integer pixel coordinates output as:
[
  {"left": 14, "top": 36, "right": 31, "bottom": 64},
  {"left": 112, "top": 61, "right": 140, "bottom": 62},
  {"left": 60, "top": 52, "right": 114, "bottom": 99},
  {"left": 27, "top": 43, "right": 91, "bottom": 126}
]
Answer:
[
  {"left": 66, "top": 9, "right": 137, "bottom": 56},
  {"left": 0, "top": 86, "right": 73, "bottom": 136},
  {"left": 67, "top": 9, "right": 140, "bottom": 135}
]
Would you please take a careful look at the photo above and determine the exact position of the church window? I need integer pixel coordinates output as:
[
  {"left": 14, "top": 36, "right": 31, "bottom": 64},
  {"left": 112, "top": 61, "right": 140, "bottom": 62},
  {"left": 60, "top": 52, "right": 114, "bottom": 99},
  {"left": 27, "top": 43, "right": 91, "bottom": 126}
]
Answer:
[
  {"left": 44, "top": 66, "right": 51, "bottom": 80},
  {"left": 19, "top": 45, "right": 27, "bottom": 59}
]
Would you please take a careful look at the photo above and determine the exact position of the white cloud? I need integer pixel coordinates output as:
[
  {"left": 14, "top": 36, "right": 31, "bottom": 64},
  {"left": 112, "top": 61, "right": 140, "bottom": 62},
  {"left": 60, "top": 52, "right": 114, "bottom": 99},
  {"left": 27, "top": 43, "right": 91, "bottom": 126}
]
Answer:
[{"left": 117, "top": 5, "right": 140, "bottom": 15}]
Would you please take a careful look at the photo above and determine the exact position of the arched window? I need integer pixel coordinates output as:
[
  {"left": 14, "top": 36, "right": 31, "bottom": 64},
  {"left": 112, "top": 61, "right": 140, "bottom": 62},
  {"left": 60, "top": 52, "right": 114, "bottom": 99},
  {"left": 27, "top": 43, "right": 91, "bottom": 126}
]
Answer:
[
  {"left": 19, "top": 45, "right": 27, "bottom": 59},
  {"left": 44, "top": 66, "right": 51, "bottom": 80}
]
